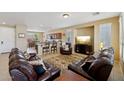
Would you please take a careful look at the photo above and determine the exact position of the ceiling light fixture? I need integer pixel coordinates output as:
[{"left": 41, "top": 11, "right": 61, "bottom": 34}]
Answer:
[{"left": 63, "top": 14, "right": 70, "bottom": 18}]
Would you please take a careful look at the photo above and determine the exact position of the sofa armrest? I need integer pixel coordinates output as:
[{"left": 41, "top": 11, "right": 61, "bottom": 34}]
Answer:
[
  {"left": 38, "top": 71, "right": 51, "bottom": 81},
  {"left": 38, "top": 61, "right": 61, "bottom": 81},
  {"left": 43, "top": 61, "right": 53, "bottom": 69},
  {"left": 68, "top": 64, "right": 95, "bottom": 80}
]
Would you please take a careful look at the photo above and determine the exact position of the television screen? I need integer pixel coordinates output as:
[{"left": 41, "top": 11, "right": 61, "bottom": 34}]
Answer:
[{"left": 76, "top": 36, "right": 91, "bottom": 45}]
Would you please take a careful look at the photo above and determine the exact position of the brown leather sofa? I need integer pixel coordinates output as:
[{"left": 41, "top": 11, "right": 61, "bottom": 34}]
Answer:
[
  {"left": 68, "top": 47, "right": 114, "bottom": 81},
  {"left": 9, "top": 48, "right": 61, "bottom": 81}
]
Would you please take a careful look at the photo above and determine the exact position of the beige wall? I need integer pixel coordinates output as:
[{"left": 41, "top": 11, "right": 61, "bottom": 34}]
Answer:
[
  {"left": 77, "top": 27, "right": 94, "bottom": 36},
  {"left": 49, "top": 16, "right": 119, "bottom": 60},
  {"left": 16, "top": 25, "right": 27, "bottom": 51},
  {"left": 47, "top": 30, "right": 65, "bottom": 41},
  {"left": 27, "top": 32, "right": 44, "bottom": 41},
  {"left": 93, "top": 17, "right": 119, "bottom": 60}
]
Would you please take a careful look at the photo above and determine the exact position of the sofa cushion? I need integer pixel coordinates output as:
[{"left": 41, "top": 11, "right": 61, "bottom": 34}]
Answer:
[
  {"left": 9, "top": 48, "right": 23, "bottom": 57},
  {"left": 9, "top": 53, "right": 26, "bottom": 62},
  {"left": 92, "top": 51, "right": 101, "bottom": 58},
  {"left": 83, "top": 55, "right": 96, "bottom": 62},
  {"left": 10, "top": 69, "right": 28, "bottom": 81},
  {"left": 9, "top": 60, "right": 37, "bottom": 81},
  {"left": 99, "top": 52, "right": 113, "bottom": 59},
  {"left": 9, "top": 58, "right": 26, "bottom": 66},
  {"left": 72, "top": 55, "right": 95, "bottom": 72},
  {"left": 101, "top": 47, "right": 114, "bottom": 54},
  {"left": 87, "top": 57, "right": 112, "bottom": 80}
]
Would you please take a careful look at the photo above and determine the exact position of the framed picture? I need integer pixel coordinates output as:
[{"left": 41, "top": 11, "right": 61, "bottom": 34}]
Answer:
[{"left": 18, "top": 33, "right": 25, "bottom": 38}]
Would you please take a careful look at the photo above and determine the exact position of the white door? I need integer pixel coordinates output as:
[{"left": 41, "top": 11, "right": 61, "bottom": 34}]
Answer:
[{"left": 0, "top": 27, "right": 15, "bottom": 53}]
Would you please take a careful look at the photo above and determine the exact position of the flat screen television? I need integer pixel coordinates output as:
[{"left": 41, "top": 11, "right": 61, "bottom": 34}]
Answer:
[{"left": 76, "top": 36, "right": 91, "bottom": 45}]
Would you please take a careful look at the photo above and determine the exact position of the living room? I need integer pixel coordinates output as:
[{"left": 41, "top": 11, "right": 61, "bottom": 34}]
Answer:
[
  {"left": 1, "top": 0, "right": 124, "bottom": 93},
  {"left": 0, "top": 12, "right": 123, "bottom": 81}
]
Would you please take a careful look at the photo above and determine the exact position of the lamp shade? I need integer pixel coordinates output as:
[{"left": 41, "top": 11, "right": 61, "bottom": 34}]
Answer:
[{"left": 100, "top": 42, "right": 104, "bottom": 50}]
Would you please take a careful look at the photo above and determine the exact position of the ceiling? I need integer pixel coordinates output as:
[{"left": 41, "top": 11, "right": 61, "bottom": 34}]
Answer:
[{"left": 0, "top": 12, "right": 120, "bottom": 32}]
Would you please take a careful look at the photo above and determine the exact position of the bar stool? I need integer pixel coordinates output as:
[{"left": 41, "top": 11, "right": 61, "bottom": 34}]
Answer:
[
  {"left": 51, "top": 41, "right": 57, "bottom": 53},
  {"left": 42, "top": 42, "right": 50, "bottom": 54}
]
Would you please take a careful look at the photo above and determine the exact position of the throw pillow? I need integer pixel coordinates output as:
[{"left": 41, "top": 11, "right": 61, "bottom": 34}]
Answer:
[
  {"left": 64, "top": 45, "right": 69, "bottom": 51},
  {"left": 28, "top": 59, "right": 47, "bottom": 70},
  {"left": 33, "top": 65, "right": 46, "bottom": 76},
  {"left": 27, "top": 47, "right": 37, "bottom": 54}
]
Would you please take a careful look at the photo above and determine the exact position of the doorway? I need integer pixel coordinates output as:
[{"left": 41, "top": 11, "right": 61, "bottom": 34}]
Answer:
[{"left": 0, "top": 27, "right": 15, "bottom": 53}]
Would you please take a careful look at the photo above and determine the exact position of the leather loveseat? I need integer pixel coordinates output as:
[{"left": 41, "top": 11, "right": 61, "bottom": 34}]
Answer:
[
  {"left": 68, "top": 47, "right": 114, "bottom": 81},
  {"left": 9, "top": 48, "right": 61, "bottom": 81}
]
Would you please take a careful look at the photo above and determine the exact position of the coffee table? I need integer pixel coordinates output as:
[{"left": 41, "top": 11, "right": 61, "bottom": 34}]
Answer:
[{"left": 55, "top": 70, "right": 89, "bottom": 81}]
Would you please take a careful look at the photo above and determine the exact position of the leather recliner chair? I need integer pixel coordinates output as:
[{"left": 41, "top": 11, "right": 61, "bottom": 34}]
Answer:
[
  {"left": 60, "top": 43, "right": 72, "bottom": 55},
  {"left": 60, "top": 47, "right": 72, "bottom": 55}
]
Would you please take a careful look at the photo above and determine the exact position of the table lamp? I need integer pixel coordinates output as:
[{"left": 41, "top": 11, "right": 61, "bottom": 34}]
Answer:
[{"left": 100, "top": 42, "right": 104, "bottom": 50}]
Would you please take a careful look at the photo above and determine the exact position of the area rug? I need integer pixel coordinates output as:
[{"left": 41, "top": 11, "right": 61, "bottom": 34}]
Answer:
[{"left": 43, "top": 53, "right": 86, "bottom": 73}]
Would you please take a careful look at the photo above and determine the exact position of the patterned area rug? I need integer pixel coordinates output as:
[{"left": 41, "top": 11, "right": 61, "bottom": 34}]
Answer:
[{"left": 44, "top": 53, "right": 86, "bottom": 73}]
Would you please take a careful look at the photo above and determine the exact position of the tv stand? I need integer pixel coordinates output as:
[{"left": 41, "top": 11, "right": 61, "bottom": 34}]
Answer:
[{"left": 75, "top": 44, "right": 92, "bottom": 55}]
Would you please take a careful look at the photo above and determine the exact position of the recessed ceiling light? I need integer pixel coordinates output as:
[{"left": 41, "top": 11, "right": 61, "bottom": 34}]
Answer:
[
  {"left": 63, "top": 14, "right": 70, "bottom": 18},
  {"left": 2, "top": 22, "right": 6, "bottom": 24}
]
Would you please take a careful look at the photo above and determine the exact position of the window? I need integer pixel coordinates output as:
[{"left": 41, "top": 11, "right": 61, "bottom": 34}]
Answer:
[{"left": 99, "top": 23, "right": 112, "bottom": 49}]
